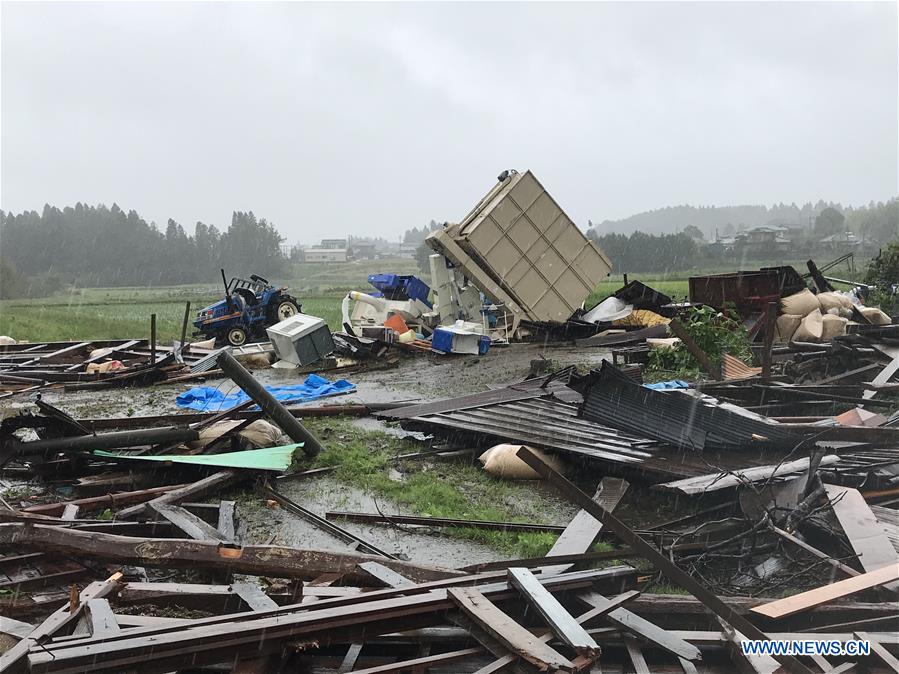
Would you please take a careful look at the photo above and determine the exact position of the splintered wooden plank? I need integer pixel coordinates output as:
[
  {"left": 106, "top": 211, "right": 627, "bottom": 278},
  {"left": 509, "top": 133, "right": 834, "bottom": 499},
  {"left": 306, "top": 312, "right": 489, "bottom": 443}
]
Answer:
[
  {"left": 448, "top": 586, "right": 575, "bottom": 672},
  {"left": 473, "top": 591, "right": 639, "bottom": 674},
  {"left": 349, "top": 647, "right": 484, "bottom": 674},
  {"left": 0, "top": 616, "right": 34, "bottom": 639},
  {"left": 86, "top": 599, "right": 120, "bottom": 638},
  {"left": 232, "top": 583, "right": 279, "bottom": 612},
  {"left": 856, "top": 632, "right": 899, "bottom": 672},
  {"left": 751, "top": 563, "right": 899, "bottom": 619},
  {"left": 357, "top": 561, "right": 416, "bottom": 589},
  {"left": 507, "top": 567, "right": 598, "bottom": 655},
  {"left": 337, "top": 642, "right": 364, "bottom": 673},
  {"left": 151, "top": 503, "right": 227, "bottom": 541},
  {"left": 624, "top": 635, "right": 652, "bottom": 674},
  {"left": 824, "top": 484, "right": 899, "bottom": 592},
  {"left": 217, "top": 500, "right": 237, "bottom": 542},
  {"left": 579, "top": 592, "right": 702, "bottom": 662},
  {"left": 0, "top": 572, "right": 122, "bottom": 673},
  {"left": 543, "top": 477, "right": 629, "bottom": 575},
  {"left": 718, "top": 618, "right": 779, "bottom": 674}
]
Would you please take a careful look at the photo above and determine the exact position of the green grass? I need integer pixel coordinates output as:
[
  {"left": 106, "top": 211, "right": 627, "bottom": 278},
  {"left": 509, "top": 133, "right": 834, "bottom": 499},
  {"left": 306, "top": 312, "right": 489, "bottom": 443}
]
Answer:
[
  {"left": 0, "top": 259, "right": 425, "bottom": 343},
  {"left": 586, "top": 277, "right": 691, "bottom": 308},
  {"left": 293, "top": 417, "right": 589, "bottom": 557},
  {"left": 0, "top": 287, "right": 346, "bottom": 343},
  {"left": 0, "top": 271, "right": 692, "bottom": 344},
  {"left": 284, "top": 258, "right": 421, "bottom": 293}
]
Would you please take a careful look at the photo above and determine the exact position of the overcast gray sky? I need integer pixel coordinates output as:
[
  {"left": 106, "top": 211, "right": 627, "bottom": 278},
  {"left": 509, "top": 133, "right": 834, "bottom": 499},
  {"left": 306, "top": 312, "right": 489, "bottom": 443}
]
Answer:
[{"left": 2, "top": 1, "right": 896, "bottom": 243}]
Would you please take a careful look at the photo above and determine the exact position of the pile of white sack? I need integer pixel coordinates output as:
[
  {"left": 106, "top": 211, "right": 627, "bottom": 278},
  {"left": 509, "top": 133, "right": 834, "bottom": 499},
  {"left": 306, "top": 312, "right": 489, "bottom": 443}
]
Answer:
[{"left": 776, "top": 288, "right": 891, "bottom": 343}]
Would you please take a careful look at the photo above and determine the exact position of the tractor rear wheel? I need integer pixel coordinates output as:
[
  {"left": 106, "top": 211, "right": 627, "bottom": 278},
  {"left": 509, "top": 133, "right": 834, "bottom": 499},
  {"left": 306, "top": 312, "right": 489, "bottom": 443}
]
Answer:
[
  {"left": 227, "top": 327, "right": 248, "bottom": 347},
  {"left": 274, "top": 299, "right": 300, "bottom": 322}
]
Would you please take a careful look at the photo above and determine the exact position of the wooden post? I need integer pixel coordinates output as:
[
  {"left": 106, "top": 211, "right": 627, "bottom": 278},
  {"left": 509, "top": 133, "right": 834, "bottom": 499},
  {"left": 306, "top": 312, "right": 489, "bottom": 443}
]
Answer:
[
  {"left": 761, "top": 301, "right": 777, "bottom": 381},
  {"left": 180, "top": 302, "right": 191, "bottom": 354},
  {"left": 150, "top": 314, "right": 157, "bottom": 365},
  {"left": 668, "top": 319, "right": 721, "bottom": 380}
]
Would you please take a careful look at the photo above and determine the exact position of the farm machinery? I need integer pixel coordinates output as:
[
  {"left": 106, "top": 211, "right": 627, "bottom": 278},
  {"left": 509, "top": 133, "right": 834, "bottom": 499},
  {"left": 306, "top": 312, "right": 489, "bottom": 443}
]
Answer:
[{"left": 193, "top": 270, "right": 302, "bottom": 346}]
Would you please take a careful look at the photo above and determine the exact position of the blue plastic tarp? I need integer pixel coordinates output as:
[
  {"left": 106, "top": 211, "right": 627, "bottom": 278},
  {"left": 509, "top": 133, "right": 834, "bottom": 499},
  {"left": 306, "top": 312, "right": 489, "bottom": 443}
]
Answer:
[
  {"left": 643, "top": 380, "right": 691, "bottom": 390},
  {"left": 176, "top": 374, "right": 356, "bottom": 412}
]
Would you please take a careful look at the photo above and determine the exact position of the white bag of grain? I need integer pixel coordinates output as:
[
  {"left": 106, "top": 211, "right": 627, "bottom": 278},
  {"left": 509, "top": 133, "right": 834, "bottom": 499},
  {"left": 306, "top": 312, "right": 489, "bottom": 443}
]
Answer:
[
  {"left": 775, "top": 314, "right": 802, "bottom": 342},
  {"left": 478, "top": 444, "right": 564, "bottom": 480},
  {"left": 817, "top": 292, "right": 852, "bottom": 314},
  {"left": 792, "top": 309, "right": 824, "bottom": 342},
  {"left": 821, "top": 314, "right": 849, "bottom": 341},
  {"left": 859, "top": 306, "right": 892, "bottom": 325},
  {"left": 780, "top": 289, "right": 820, "bottom": 317}
]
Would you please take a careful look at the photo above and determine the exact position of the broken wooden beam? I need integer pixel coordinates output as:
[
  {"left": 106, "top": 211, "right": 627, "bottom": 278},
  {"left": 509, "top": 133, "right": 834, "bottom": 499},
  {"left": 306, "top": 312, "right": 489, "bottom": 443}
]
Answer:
[
  {"left": 26, "top": 567, "right": 633, "bottom": 673},
  {"left": 116, "top": 470, "right": 239, "bottom": 520},
  {"left": 150, "top": 503, "right": 229, "bottom": 542},
  {"left": 21, "top": 483, "right": 189, "bottom": 517},
  {"left": 326, "top": 511, "right": 566, "bottom": 534},
  {"left": 0, "top": 572, "right": 123, "bottom": 674},
  {"left": 516, "top": 446, "right": 814, "bottom": 674},
  {"left": 751, "top": 563, "right": 899, "bottom": 619},
  {"left": 579, "top": 592, "right": 701, "bottom": 661},
  {"left": 0, "top": 522, "right": 461, "bottom": 583},
  {"left": 448, "top": 586, "right": 575, "bottom": 672},
  {"left": 542, "top": 477, "right": 628, "bottom": 575},
  {"left": 507, "top": 567, "right": 598, "bottom": 656},
  {"left": 472, "top": 590, "right": 639, "bottom": 674},
  {"left": 823, "top": 484, "right": 899, "bottom": 592}
]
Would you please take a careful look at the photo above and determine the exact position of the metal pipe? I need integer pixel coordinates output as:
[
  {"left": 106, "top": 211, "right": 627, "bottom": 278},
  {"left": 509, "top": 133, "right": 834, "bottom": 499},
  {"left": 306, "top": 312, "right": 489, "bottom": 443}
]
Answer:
[
  {"left": 216, "top": 350, "right": 322, "bottom": 456},
  {"left": 7, "top": 427, "right": 199, "bottom": 456},
  {"left": 180, "top": 302, "right": 191, "bottom": 353},
  {"left": 150, "top": 314, "right": 157, "bottom": 365}
]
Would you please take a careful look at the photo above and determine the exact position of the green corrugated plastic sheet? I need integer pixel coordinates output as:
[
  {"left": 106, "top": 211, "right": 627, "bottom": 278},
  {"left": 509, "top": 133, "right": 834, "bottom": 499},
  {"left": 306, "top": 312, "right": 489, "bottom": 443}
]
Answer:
[{"left": 94, "top": 443, "right": 301, "bottom": 472}]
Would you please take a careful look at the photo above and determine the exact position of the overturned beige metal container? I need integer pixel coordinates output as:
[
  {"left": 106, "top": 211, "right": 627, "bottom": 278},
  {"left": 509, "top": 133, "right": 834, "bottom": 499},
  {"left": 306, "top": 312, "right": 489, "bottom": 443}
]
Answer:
[{"left": 428, "top": 170, "right": 611, "bottom": 329}]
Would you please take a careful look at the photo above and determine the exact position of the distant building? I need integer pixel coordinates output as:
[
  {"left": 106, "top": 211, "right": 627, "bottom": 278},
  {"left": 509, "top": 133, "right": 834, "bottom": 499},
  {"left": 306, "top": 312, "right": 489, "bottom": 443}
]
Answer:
[
  {"left": 304, "top": 248, "right": 348, "bottom": 263},
  {"left": 351, "top": 242, "right": 378, "bottom": 260},
  {"left": 398, "top": 242, "right": 419, "bottom": 259},
  {"left": 819, "top": 231, "right": 862, "bottom": 250},
  {"left": 733, "top": 225, "right": 791, "bottom": 255},
  {"left": 319, "top": 238, "right": 348, "bottom": 250}
]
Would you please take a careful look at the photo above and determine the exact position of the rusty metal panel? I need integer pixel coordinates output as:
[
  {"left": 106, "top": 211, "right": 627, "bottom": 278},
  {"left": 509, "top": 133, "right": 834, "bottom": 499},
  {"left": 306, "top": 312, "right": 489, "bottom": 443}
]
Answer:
[{"left": 688, "top": 270, "right": 781, "bottom": 313}]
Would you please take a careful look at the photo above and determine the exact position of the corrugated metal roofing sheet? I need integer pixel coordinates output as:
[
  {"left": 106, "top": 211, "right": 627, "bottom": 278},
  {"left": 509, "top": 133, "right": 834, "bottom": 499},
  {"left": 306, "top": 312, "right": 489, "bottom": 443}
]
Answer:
[{"left": 581, "top": 362, "right": 805, "bottom": 452}]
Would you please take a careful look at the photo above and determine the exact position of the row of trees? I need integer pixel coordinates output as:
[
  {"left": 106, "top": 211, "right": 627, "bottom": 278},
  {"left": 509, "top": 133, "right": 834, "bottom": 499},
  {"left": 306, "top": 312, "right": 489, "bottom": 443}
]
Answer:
[
  {"left": 593, "top": 198, "right": 898, "bottom": 244},
  {"left": 0, "top": 204, "right": 285, "bottom": 296},
  {"left": 587, "top": 231, "right": 700, "bottom": 273}
]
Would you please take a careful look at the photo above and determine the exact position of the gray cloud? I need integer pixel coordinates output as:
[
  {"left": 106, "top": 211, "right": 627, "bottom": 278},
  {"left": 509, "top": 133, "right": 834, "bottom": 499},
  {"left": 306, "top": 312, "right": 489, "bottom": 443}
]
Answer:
[{"left": 2, "top": 1, "right": 896, "bottom": 243}]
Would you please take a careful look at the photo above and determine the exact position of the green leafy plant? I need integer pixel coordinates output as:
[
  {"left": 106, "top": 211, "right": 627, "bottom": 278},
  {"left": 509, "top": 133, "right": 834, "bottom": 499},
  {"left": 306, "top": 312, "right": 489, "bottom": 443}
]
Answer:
[
  {"left": 865, "top": 241, "right": 899, "bottom": 316},
  {"left": 647, "top": 306, "right": 752, "bottom": 379}
]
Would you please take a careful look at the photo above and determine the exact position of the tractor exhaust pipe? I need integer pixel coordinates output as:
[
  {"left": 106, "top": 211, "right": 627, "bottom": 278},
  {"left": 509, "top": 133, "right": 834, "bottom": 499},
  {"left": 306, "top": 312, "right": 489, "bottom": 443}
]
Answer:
[{"left": 221, "top": 268, "right": 234, "bottom": 312}]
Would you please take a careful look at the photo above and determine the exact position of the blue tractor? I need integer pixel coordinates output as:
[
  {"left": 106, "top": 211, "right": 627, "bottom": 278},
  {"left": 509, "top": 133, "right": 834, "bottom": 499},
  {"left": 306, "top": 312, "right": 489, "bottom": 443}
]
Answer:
[{"left": 193, "top": 270, "right": 302, "bottom": 346}]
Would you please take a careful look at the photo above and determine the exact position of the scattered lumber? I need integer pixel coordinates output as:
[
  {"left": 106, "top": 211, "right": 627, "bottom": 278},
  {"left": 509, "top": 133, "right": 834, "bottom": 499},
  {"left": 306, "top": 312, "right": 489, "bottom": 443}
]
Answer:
[{"left": 751, "top": 563, "right": 899, "bottom": 619}]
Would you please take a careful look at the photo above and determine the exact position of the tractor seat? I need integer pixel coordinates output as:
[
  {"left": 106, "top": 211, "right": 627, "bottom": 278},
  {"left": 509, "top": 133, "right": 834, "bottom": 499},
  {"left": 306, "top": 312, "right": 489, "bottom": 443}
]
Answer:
[{"left": 233, "top": 288, "right": 258, "bottom": 306}]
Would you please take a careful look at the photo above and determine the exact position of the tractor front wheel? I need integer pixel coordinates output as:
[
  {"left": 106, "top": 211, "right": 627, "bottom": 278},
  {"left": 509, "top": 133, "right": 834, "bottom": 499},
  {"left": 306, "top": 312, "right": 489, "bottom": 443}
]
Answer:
[
  {"left": 227, "top": 327, "right": 248, "bottom": 347},
  {"left": 274, "top": 299, "right": 300, "bottom": 322}
]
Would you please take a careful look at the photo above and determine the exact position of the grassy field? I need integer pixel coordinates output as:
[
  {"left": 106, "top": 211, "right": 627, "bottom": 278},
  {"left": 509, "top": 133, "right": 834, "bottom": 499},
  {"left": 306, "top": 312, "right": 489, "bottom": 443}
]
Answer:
[
  {"left": 0, "top": 276, "right": 692, "bottom": 343},
  {"left": 0, "top": 258, "right": 692, "bottom": 344}
]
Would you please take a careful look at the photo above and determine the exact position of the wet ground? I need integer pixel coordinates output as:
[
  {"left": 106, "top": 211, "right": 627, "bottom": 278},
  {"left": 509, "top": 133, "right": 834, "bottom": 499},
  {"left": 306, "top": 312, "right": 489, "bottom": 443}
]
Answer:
[
  {"left": 30, "top": 341, "right": 613, "bottom": 420},
  {"left": 5, "top": 341, "right": 616, "bottom": 568}
]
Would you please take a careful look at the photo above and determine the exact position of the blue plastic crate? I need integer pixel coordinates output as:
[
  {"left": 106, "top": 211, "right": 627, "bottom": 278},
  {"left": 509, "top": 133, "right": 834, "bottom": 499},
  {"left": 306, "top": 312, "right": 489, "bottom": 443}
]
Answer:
[{"left": 368, "top": 274, "right": 432, "bottom": 308}]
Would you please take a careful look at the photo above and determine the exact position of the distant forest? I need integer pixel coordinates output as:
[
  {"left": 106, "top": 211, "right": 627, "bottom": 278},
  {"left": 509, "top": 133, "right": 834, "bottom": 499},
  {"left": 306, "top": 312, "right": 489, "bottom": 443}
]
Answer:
[
  {"left": 0, "top": 204, "right": 285, "bottom": 297},
  {"left": 592, "top": 199, "right": 898, "bottom": 242}
]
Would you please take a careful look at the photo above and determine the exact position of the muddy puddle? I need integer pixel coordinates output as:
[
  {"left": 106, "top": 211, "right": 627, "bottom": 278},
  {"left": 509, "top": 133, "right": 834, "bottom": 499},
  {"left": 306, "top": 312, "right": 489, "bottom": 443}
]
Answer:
[{"left": 240, "top": 477, "right": 510, "bottom": 568}]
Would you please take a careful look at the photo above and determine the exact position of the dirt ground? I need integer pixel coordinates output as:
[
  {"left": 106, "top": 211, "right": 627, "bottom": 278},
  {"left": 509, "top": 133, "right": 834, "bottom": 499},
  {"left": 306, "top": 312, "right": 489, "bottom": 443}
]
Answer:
[{"left": 4, "top": 341, "right": 621, "bottom": 567}]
